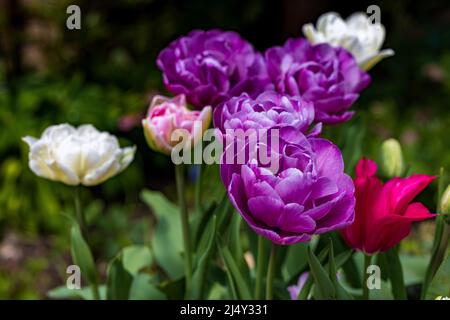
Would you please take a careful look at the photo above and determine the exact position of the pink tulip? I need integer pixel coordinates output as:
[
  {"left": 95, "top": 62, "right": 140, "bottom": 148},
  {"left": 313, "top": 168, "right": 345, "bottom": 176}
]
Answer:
[
  {"left": 142, "top": 94, "right": 212, "bottom": 155},
  {"left": 341, "top": 158, "right": 437, "bottom": 254}
]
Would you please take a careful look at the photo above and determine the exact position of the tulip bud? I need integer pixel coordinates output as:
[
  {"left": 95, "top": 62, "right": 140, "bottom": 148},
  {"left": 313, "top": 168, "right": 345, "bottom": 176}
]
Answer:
[
  {"left": 142, "top": 94, "right": 212, "bottom": 156},
  {"left": 440, "top": 184, "right": 450, "bottom": 218},
  {"left": 380, "top": 138, "right": 404, "bottom": 178}
]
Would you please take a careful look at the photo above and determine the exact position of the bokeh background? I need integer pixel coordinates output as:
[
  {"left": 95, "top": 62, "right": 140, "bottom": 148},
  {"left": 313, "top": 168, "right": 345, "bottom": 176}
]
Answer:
[{"left": 0, "top": 0, "right": 449, "bottom": 299}]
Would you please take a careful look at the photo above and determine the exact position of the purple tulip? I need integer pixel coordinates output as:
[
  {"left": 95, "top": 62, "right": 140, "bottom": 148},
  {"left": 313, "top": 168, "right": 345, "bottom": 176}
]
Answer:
[
  {"left": 220, "top": 126, "right": 355, "bottom": 245},
  {"left": 214, "top": 91, "right": 321, "bottom": 136},
  {"left": 157, "top": 29, "right": 272, "bottom": 109},
  {"left": 265, "top": 38, "right": 371, "bottom": 124}
]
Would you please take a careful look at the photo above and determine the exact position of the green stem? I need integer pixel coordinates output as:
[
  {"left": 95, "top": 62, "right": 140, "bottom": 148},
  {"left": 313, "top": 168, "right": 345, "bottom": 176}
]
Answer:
[
  {"left": 195, "top": 164, "right": 203, "bottom": 214},
  {"left": 74, "top": 186, "right": 86, "bottom": 233},
  {"left": 175, "top": 164, "right": 193, "bottom": 298},
  {"left": 73, "top": 186, "right": 100, "bottom": 300},
  {"left": 362, "top": 254, "right": 372, "bottom": 300},
  {"left": 254, "top": 236, "right": 265, "bottom": 299},
  {"left": 265, "top": 243, "right": 277, "bottom": 300}
]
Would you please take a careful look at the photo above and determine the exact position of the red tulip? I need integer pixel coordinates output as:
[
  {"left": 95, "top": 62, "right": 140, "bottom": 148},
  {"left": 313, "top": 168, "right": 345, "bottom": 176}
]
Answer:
[{"left": 341, "top": 158, "right": 436, "bottom": 254}]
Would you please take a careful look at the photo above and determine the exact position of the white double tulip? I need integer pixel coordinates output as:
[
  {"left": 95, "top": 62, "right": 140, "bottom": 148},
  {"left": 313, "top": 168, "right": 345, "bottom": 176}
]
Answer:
[
  {"left": 23, "top": 124, "right": 136, "bottom": 186},
  {"left": 302, "top": 12, "right": 394, "bottom": 70}
]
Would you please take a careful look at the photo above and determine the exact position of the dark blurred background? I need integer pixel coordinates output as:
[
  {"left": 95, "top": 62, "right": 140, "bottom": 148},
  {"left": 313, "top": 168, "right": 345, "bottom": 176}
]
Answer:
[{"left": 0, "top": 0, "right": 449, "bottom": 298}]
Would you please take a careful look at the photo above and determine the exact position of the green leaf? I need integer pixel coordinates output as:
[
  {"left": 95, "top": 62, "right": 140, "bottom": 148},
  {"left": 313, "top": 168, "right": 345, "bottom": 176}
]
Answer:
[
  {"left": 216, "top": 237, "right": 252, "bottom": 300},
  {"left": 122, "top": 245, "right": 153, "bottom": 275},
  {"left": 282, "top": 243, "right": 308, "bottom": 283},
  {"left": 228, "top": 214, "right": 249, "bottom": 277},
  {"left": 47, "top": 285, "right": 106, "bottom": 300},
  {"left": 383, "top": 248, "right": 407, "bottom": 300},
  {"left": 298, "top": 246, "right": 329, "bottom": 300},
  {"left": 191, "top": 215, "right": 217, "bottom": 299},
  {"left": 426, "top": 247, "right": 450, "bottom": 299},
  {"left": 70, "top": 224, "right": 97, "bottom": 287},
  {"left": 199, "top": 163, "right": 225, "bottom": 211},
  {"left": 140, "top": 190, "right": 184, "bottom": 279},
  {"left": 328, "top": 240, "right": 353, "bottom": 300},
  {"left": 128, "top": 274, "right": 165, "bottom": 300},
  {"left": 340, "top": 121, "right": 365, "bottom": 175},
  {"left": 307, "top": 246, "right": 335, "bottom": 300},
  {"left": 106, "top": 253, "right": 133, "bottom": 300}
]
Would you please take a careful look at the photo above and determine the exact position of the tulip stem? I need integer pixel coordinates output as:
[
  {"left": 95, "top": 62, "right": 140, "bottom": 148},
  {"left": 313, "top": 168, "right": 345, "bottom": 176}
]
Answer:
[
  {"left": 265, "top": 243, "right": 277, "bottom": 300},
  {"left": 254, "top": 236, "right": 266, "bottom": 299},
  {"left": 175, "top": 164, "right": 193, "bottom": 298},
  {"left": 195, "top": 164, "right": 203, "bottom": 214},
  {"left": 74, "top": 186, "right": 86, "bottom": 233},
  {"left": 73, "top": 186, "right": 100, "bottom": 300},
  {"left": 362, "top": 254, "right": 372, "bottom": 300}
]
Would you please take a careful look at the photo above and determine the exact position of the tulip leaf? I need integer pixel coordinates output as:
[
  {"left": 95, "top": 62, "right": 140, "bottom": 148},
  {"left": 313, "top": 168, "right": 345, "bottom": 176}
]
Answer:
[
  {"left": 140, "top": 190, "right": 184, "bottom": 279},
  {"left": 128, "top": 274, "right": 165, "bottom": 300},
  {"left": 307, "top": 246, "right": 335, "bottom": 300},
  {"left": 106, "top": 252, "right": 133, "bottom": 300},
  {"left": 298, "top": 246, "right": 329, "bottom": 300},
  {"left": 122, "top": 245, "right": 153, "bottom": 276},
  {"left": 199, "top": 163, "right": 225, "bottom": 211},
  {"left": 299, "top": 246, "right": 351, "bottom": 300},
  {"left": 47, "top": 285, "right": 106, "bottom": 300},
  {"left": 70, "top": 224, "right": 98, "bottom": 289},
  {"left": 426, "top": 247, "right": 450, "bottom": 299},
  {"left": 383, "top": 247, "right": 407, "bottom": 300},
  {"left": 191, "top": 215, "right": 217, "bottom": 299},
  {"left": 228, "top": 214, "right": 249, "bottom": 278},
  {"left": 328, "top": 240, "right": 353, "bottom": 300},
  {"left": 282, "top": 243, "right": 308, "bottom": 283},
  {"left": 340, "top": 121, "right": 365, "bottom": 175},
  {"left": 216, "top": 237, "right": 252, "bottom": 300}
]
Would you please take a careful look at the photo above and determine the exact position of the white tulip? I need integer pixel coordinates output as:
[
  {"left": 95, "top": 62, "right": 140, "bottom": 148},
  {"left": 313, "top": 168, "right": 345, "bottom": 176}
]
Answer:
[
  {"left": 23, "top": 124, "right": 136, "bottom": 186},
  {"left": 302, "top": 12, "right": 394, "bottom": 70}
]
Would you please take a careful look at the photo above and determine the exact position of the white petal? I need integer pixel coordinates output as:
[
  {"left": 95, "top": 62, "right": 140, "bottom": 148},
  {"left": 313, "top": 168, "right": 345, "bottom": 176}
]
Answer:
[{"left": 359, "top": 49, "right": 395, "bottom": 71}]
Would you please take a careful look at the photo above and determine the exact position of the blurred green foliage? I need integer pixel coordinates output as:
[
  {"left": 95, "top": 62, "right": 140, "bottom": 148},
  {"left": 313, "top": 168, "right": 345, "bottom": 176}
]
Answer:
[{"left": 0, "top": 0, "right": 449, "bottom": 298}]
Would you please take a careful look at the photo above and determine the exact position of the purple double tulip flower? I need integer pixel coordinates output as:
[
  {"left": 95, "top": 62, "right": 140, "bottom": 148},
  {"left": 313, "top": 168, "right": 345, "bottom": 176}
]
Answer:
[
  {"left": 265, "top": 38, "right": 371, "bottom": 124},
  {"left": 157, "top": 29, "right": 272, "bottom": 109},
  {"left": 220, "top": 126, "right": 355, "bottom": 245}
]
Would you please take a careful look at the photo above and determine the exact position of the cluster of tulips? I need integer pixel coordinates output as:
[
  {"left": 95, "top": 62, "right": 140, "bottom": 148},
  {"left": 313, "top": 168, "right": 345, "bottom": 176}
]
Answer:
[{"left": 23, "top": 12, "right": 449, "bottom": 300}]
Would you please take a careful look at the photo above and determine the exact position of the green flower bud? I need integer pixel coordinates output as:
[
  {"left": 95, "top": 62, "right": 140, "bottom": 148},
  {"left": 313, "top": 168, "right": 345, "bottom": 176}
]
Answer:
[
  {"left": 380, "top": 138, "right": 405, "bottom": 178},
  {"left": 440, "top": 184, "right": 450, "bottom": 216}
]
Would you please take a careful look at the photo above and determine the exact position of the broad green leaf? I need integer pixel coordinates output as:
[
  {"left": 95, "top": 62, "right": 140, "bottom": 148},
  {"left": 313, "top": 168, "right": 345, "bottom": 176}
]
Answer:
[
  {"left": 47, "top": 285, "right": 106, "bottom": 300},
  {"left": 216, "top": 237, "right": 252, "bottom": 300},
  {"left": 383, "top": 247, "right": 407, "bottom": 300},
  {"left": 122, "top": 245, "right": 153, "bottom": 275},
  {"left": 191, "top": 215, "right": 217, "bottom": 299},
  {"left": 140, "top": 190, "right": 184, "bottom": 279},
  {"left": 199, "top": 163, "right": 225, "bottom": 211},
  {"left": 70, "top": 224, "right": 97, "bottom": 287},
  {"left": 282, "top": 243, "right": 308, "bottom": 283},
  {"left": 339, "top": 121, "right": 365, "bottom": 175},
  {"left": 106, "top": 253, "right": 133, "bottom": 300},
  {"left": 128, "top": 274, "right": 165, "bottom": 300},
  {"left": 307, "top": 246, "right": 335, "bottom": 300},
  {"left": 426, "top": 247, "right": 450, "bottom": 299}
]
